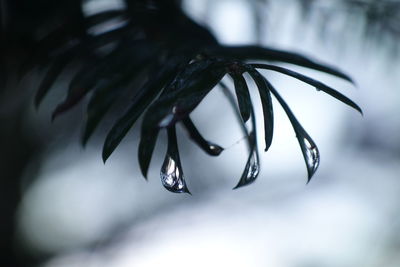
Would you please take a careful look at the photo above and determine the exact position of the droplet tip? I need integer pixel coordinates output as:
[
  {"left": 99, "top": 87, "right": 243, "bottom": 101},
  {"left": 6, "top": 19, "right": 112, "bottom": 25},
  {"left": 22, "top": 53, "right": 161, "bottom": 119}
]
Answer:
[
  {"left": 140, "top": 168, "right": 149, "bottom": 181},
  {"left": 232, "top": 183, "right": 244, "bottom": 190},
  {"left": 102, "top": 152, "right": 109, "bottom": 164},
  {"left": 306, "top": 174, "right": 314, "bottom": 184},
  {"left": 210, "top": 146, "right": 224, "bottom": 156}
]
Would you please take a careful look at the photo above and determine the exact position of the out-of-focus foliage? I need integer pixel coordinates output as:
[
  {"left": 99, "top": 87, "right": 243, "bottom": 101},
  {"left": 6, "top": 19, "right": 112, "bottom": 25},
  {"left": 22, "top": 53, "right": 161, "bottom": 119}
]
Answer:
[
  {"left": 298, "top": 0, "right": 400, "bottom": 43},
  {"left": 4, "top": 0, "right": 363, "bottom": 193},
  {"left": 2, "top": 0, "right": 361, "bottom": 193}
]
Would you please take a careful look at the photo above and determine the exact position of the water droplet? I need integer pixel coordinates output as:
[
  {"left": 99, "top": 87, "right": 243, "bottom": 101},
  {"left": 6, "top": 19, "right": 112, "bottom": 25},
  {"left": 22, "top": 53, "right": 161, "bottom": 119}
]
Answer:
[
  {"left": 158, "top": 113, "right": 175, "bottom": 128},
  {"left": 246, "top": 150, "right": 260, "bottom": 180},
  {"left": 160, "top": 156, "right": 190, "bottom": 193},
  {"left": 181, "top": 117, "right": 223, "bottom": 156},
  {"left": 301, "top": 137, "right": 320, "bottom": 180},
  {"left": 234, "top": 149, "right": 260, "bottom": 189},
  {"left": 208, "top": 143, "right": 224, "bottom": 156}
]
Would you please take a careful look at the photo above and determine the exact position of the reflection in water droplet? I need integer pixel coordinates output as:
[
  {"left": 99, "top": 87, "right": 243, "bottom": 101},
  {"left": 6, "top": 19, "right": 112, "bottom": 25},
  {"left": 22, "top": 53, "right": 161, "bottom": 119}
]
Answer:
[
  {"left": 208, "top": 143, "right": 224, "bottom": 156},
  {"left": 246, "top": 150, "right": 260, "bottom": 180},
  {"left": 158, "top": 113, "right": 175, "bottom": 128},
  {"left": 302, "top": 137, "right": 320, "bottom": 180},
  {"left": 234, "top": 149, "right": 260, "bottom": 189},
  {"left": 160, "top": 156, "right": 189, "bottom": 193}
]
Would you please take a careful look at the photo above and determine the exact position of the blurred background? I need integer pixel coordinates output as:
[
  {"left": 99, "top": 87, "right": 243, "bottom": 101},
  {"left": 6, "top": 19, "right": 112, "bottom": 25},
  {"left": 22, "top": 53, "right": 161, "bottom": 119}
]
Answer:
[{"left": 2, "top": 0, "right": 400, "bottom": 266}]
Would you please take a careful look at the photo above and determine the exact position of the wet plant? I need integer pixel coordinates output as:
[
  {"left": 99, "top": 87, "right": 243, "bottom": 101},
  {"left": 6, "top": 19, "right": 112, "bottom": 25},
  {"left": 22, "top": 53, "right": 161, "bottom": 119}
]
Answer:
[{"left": 27, "top": 0, "right": 362, "bottom": 193}]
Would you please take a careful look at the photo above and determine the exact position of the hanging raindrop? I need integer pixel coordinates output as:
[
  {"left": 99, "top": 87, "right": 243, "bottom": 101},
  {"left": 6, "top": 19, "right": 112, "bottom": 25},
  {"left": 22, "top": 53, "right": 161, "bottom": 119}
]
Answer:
[
  {"left": 182, "top": 117, "right": 223, "bottom": 156},
  {"left": 220, "top": 80, "right": 260, "bottom": 189},
  {"left": 234, "top": 148, "right": 260, "bottom": 189},
  {"left": 267, "top": 79, "right": 321, "bottom": 183},
  {"left": 160, "top": 156, "right": 189, "bottom": 193},
  {"left": 208, "top": 143, "right": 224, "bottom": 155},
  {"left": 160, "top": 126, "right": 190, "bottom": 194},
  {"left": 233, "top": 129, "right": 260, "bottom": 189},
  {"left": 300, "top": 136, "right": 320, "bottom": 182}
]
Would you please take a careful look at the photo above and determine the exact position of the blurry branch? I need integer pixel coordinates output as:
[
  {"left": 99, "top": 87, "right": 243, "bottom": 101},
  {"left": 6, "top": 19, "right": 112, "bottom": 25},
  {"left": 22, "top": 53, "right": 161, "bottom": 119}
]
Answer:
[
  {"left": 1, "top": 0, "right": 361, "bottom": 193},
  {"left": 250, "top": 0, "right": 269, "bottom": 43},
  {"left": 299, "top": 0, "right": 400, "bottom": 42},
  {"left": 254, "top": 0, "right": 400, "bottom": 53}
]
